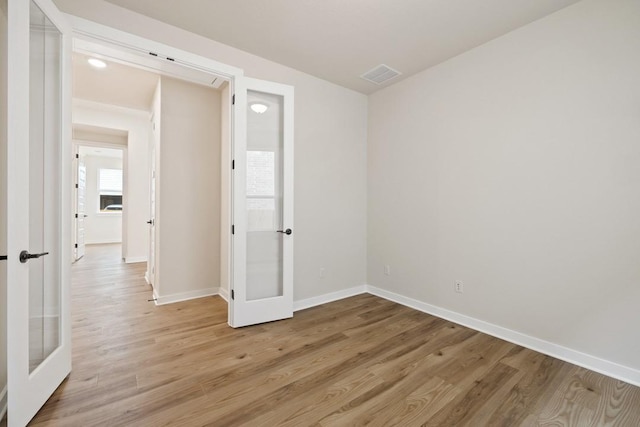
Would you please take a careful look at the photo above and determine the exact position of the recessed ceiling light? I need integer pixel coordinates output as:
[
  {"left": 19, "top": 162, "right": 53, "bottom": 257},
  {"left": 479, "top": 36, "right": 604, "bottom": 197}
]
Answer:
[
  {"left": 250, "top": 102, "right": 268, "bottom": 114},
  {"left": 88, "top": 58, "right": 107, "bottom": 69}
]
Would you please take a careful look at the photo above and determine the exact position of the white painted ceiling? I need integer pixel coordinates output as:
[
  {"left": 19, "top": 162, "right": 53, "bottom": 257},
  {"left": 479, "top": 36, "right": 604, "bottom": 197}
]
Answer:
[
  {"left": 103, "top": 0, "right": 582, "bottom": 94},
  {"left": 73, "top": 52, "right": 159, "bottom": 110}
]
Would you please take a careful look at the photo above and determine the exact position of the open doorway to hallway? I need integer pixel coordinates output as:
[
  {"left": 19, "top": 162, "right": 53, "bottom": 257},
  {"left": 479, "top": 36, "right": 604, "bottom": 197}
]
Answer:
[
  {"left": 73, "top": 144, "right": 125, "bottom": 262},
  {"left": 72, "top": 44, "right": 229, "bottom": 305}
]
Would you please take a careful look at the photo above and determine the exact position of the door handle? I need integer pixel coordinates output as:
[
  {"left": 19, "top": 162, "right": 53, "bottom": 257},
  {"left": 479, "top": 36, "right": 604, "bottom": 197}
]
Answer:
[
  {"left": 146, "top": 219, "right": 154, "bottom": 225},
  {"left": 0, "top": 255, "right": 7, "bottom": 261},
  {"left": 19, "top": 251, "right": 49, "bottom": 263},
  {"left": 276, "top": 228, "right": 292, "bottom": 235}
]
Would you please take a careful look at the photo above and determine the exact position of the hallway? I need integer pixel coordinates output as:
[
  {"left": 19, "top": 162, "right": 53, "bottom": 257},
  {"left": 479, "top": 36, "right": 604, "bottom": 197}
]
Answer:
[{"left": 29, "top": 244, "right": 227, "bottom": 425}]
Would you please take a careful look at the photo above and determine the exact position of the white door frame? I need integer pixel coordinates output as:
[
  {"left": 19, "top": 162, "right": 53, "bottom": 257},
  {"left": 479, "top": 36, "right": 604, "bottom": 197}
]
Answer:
[
  {"left": 72, "top": 140, "right": 127, "bottom": 251},
  {"left": 67, "top": 15, "right": 299, "bottom": 327},
  {"left": 65, "top": 15, "right": 242, "bottom": 304}
]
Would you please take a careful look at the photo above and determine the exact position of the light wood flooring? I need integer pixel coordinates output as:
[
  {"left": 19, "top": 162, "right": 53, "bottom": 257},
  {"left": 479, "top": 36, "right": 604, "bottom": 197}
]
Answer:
[{"left": 22, "top": 244, "right": 640, "bottom": 426}]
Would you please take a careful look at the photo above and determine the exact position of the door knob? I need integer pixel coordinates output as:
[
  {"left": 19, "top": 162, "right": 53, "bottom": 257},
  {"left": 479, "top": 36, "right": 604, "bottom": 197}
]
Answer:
[
  {"left": 19, "top": 250, "right": 49, "bottom": 263},
  {"left": 276, "top": 228, "right": 292, "bottom": 235}
]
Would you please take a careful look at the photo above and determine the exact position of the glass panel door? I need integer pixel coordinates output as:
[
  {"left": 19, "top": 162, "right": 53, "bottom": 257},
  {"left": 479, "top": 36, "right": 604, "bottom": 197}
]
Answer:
[
  {"left": 246, "top": 91, "right": 284, "bottom": 301},
  {"left": 28, "top": 0, "right": 61, "bottom": 373},
  {"left": 230, "top": 77, "right": 294, "bottom": 327},
  {"left": 7, "top": 0, "right": 71, "bottom": 424}
]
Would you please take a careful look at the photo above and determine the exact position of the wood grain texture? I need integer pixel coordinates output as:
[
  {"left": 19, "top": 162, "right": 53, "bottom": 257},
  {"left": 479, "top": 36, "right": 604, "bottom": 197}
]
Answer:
[{"left": 15, "top": 244, "right": 639, "bottom": 426}]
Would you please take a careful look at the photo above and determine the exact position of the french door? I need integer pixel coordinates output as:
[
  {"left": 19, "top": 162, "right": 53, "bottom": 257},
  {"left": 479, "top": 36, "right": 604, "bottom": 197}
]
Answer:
[
  {"left": 6, "top": 0, "right": 72, "bottom": 425},
  {"left": 230, "top": 77, "right": 294, "bottom": 327}
]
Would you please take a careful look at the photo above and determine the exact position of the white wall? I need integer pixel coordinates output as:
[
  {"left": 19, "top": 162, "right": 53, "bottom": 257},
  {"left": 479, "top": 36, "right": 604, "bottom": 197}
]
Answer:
[
  {"left": 82, "top": 154, "right": 123, "bottom": 244},
  {"left": 368, "top": 0, "right": 640, "bottom": 378},
  {"left": 55, "top": 0, "right": 369, "bottom": 303},
  {"left": 156, "top": 76, "right": 220, "bottom": 301},
  {"left": 0, "top": 0, "right": 8, "bottom": 413},
  {"left": 72, "top": 100, "right": 151, "bottom": 262}
]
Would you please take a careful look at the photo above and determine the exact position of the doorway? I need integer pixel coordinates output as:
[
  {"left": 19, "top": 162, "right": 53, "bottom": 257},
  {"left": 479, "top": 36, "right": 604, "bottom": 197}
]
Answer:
[
  {"left": 72, "top": 143, "right": 126, "bottom": 262},
  {"left": 5, "top": 3, "right": 294, "bottom": 422},
  {"left": 72, "top": 45, "right": 229, "bottom": 303}
]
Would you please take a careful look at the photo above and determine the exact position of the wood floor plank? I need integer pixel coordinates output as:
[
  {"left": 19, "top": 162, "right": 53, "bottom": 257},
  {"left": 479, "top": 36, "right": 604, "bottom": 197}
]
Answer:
[{"left": 15, "top": 243, "right": 639, "bottom": 427}]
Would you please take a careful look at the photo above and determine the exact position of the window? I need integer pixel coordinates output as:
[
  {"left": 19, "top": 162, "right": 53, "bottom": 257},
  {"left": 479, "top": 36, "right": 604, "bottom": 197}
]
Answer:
[
  {"left": 247, "top": 151, "right": 276, "bottom": 230},
  {"left": 98, "top": 168, "right": 123, "bottom": 212}
]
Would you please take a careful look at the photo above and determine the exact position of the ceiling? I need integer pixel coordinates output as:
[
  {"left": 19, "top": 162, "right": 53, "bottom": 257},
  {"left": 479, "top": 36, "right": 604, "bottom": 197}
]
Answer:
[
  {"left": 102, "top": 0, "right": 582, "bottom": 94},
  {"left": 73, "top": 52, "right": 159, "bottom": 110}
]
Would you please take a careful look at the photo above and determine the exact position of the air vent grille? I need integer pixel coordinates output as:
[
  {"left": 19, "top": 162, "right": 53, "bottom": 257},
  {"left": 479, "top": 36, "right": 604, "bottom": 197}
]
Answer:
[{"left": 360, "top": 64, "right": 402, "bottom": 85}]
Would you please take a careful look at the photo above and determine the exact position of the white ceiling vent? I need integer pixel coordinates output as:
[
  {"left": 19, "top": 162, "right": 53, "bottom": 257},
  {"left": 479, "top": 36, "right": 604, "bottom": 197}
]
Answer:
[{"left": 360, "top": 64, "right": 402, "bottom": 85}]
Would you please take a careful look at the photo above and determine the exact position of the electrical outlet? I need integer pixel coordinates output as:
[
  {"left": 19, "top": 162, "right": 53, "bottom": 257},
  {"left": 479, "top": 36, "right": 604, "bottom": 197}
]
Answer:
[
  {"left": 319, "top": 268, "right": 325, "bottom": 279},
  {"left": 384, "top": 265, "right": 391, "bottom": 276},
  {"left": 455, "top": 280, "right": 464, "bottom": 293}
]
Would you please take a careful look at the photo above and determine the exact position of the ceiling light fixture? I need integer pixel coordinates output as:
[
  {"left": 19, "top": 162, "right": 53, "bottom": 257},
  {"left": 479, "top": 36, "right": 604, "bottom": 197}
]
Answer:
[
  {"left": 250, "top": 102, "right": 268, "bottom": 114},
  {"left": 87, "top": 58, "right": 107, "bottom": 69}
]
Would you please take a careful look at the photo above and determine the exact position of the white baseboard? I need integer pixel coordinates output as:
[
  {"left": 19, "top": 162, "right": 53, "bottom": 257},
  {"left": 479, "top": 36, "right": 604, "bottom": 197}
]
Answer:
[
  {"left": 154, "top": 287, "right": 219, "bottom": 305},
  {"left": 125, "top": 256, "right": 147, "bottom": 264},
  {"left": 365, "top": 285, "right": 640, "bottom": 388},
  {"left": 0, "top": 384, "right": 7, "bottom": 422},
  {"left": 293, "top": 285, "right": 367, "bottom": 312},
  {"left": 144, "top": 272, "right": 150, "bottom": 285},
  {"left": 144, "top": 279, "right": 640, "bottom": 387}
]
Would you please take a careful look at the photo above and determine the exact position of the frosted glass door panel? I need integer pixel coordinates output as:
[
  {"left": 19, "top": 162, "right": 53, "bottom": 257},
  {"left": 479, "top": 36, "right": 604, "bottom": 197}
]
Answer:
[
  {"left": 29, "top": 0, "right": 62, "bottom": 373},
  {"left": 246, "top": 91, "right": 284, "bottom": 301}
]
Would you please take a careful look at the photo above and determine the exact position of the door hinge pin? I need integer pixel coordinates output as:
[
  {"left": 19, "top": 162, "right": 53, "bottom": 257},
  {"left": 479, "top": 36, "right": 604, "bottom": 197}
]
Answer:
[{"left": 231, "top": 289, "right": 234, "bottom": 300}]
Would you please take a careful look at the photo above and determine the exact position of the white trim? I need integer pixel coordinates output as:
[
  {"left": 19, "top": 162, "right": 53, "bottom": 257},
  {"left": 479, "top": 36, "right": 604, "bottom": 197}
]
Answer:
[
  {"left": 218, "top": 287, "right": 229, "bottom": 302},
  {"left": 154, "top": 287, "right": 219, "bottom": 306},
  {"left": 283, "top": 284, "right": 640, "bottom": 387},
  {"left": 293, "top": 285, "right": 367, "bottom": 312},
  {"left": 125, "top": 256, "right": 147, "bottom": 264},
  {"left": 67, "top": 15, "right": 243, "bottom": 80},
  {"left": 144, "top": 271, "right": 150, "bottom": 284},
  {"left": 365, "top": 285, "right": 640, "bottom": 388},
  {"left": 0, "top": 384, "right": 7, "bottom": 421}
]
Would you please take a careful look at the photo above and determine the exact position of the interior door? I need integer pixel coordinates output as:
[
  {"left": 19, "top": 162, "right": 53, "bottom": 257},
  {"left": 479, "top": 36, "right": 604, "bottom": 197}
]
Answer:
[
  {"left": 6, "top": 0, "right": 71, "bottom": 425},
  {"left": 147, "top": 142, "right": 156, "bottom": 287},
  {"left": 230, "top": 77, "right": 294, "bottom": 327},
  {"left": 75, "top": 153, "right": 86, "bottom": 260}
]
